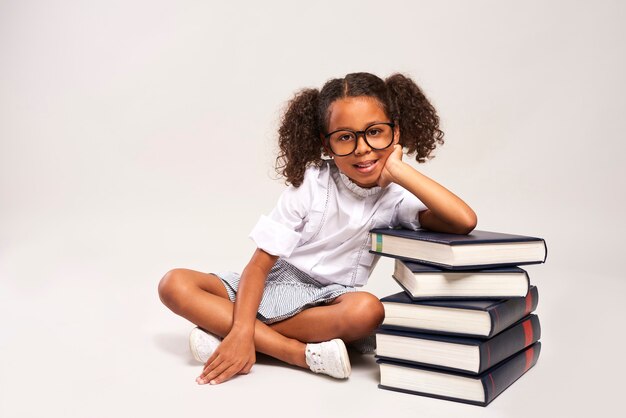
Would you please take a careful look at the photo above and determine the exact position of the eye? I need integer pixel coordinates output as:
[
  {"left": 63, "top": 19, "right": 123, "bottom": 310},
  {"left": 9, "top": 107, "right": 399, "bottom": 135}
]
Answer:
[
  {"left": 367, "top": 128, "right": 382, "bottom": 136},
  {"left": 332, "top": 131, "right": 355, "bottom": 142}
]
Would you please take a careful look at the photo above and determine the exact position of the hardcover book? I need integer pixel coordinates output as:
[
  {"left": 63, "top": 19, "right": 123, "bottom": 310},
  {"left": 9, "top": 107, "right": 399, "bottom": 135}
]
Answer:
[
  {"left": 370, "top": 228, "right": 547, "bottom": 270},
  {"left": 376, "top": 314, "right": 541, "bottom": 374},
  {"left": 380, "top": 286, "right": 539, "bottom": 338},
  {"left": 377, "top": 342, "right": 541, "bottom": 406},
  {"left": 393, "top": 258, "right": 530, "bottom": 299}
]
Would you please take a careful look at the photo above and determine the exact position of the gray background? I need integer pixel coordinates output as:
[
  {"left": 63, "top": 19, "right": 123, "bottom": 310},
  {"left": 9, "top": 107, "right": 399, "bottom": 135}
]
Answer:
[{"left": 1, "top": 0, "right": 625, "bottom": 417}]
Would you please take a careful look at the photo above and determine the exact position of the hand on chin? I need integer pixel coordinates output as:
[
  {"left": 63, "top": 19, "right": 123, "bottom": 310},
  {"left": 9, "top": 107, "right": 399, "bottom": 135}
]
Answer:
[
  {"left": 377, "top": 171, "right": 393, "bottom": 188},
  {"left": 377, "top": 145, "right": 403, "bottom": 188}
]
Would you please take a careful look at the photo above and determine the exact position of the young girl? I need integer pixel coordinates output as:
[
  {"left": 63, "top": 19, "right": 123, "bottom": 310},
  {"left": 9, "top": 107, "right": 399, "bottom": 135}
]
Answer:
[{"left": 158, "top": 72, "right": 477, "bottom": 385}]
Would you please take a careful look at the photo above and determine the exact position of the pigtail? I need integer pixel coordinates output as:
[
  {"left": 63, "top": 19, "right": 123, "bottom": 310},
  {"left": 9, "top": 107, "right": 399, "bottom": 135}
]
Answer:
[
  {"left": 385, "top": 73, "right": 444, "bottom": 162},
  {"left": 275, "top": 88, "right": 323, "bottom": 187}
]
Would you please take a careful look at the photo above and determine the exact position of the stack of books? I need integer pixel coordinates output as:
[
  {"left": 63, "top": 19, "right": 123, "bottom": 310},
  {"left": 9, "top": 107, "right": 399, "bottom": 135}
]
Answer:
[{"left": 369, "top": 228, "right": 547, "bottom": 406}]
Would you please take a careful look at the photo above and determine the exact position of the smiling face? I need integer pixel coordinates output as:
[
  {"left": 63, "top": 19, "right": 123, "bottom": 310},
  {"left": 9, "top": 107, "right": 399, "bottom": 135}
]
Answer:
[{"left": 324, "top": 96, "right": 399, "bottom": 188}]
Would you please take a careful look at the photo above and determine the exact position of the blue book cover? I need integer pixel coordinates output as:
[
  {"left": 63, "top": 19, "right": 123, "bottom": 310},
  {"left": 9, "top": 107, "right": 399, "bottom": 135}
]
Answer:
[
  {"left": 370, "top": 228, "right": 548, "bottom": 270},
  {"left": 376, "top": 315, "right": 541, "bottom": 374},
  {"left": 380, "top": 286, "right": 539, "bottom": 338},
  {"left": 377, "top": 342, "right": 541, "bottom": 406}
]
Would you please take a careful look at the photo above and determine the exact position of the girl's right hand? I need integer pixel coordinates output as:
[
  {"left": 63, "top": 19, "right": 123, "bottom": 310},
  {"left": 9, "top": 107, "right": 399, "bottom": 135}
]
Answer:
[
  {"left": 377, "top": 144, "right": 404, "bottom": 188},
  {"left": 196, "top": 328, "right": 256, "bottom": 385}
]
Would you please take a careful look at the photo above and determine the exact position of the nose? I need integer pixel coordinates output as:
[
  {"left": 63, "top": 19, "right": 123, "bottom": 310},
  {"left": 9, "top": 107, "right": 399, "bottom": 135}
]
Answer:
[{"left": 354, "top": 132, "right": 372, "bottom": 156}]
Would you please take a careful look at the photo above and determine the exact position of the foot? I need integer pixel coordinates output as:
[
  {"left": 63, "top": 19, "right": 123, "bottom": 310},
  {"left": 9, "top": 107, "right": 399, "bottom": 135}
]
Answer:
[
  {"left": 189, "top": 327, "right": 222, "bottom": 363},
  {"left": 305, "top": 339, "right": 351, "bottom": 379}
]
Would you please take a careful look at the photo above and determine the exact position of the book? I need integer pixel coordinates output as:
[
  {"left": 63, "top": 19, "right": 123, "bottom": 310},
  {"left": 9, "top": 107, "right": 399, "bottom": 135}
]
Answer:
[
  {"left": 370, "top": 228, "right": 547, "bottom": 270},
  {"left": 393, "top": 259, "right": 530, "bottom": 299},
  {"left": 376, "top": 314, "right": 540, "bottom": 374},
  {"left": 377, "top": 342, "right": 541, "bottom": 406},
  {"left": 380, "top": 285, "right": 538, "bottom": 338}
]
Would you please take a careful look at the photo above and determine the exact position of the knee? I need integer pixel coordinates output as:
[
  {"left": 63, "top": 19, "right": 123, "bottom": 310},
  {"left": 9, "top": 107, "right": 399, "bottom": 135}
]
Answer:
[
  {"left": 158, "top": 269, "right": 190, "bottom": 312},
  {"left": 341, "top": 293, "right": 385, "bottom": 335}
]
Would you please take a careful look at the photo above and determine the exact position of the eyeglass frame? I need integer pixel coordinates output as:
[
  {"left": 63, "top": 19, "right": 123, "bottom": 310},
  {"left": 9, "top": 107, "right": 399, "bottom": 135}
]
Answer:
[{"left": 322, "top": 122, "right": 396, "bottom": 157}]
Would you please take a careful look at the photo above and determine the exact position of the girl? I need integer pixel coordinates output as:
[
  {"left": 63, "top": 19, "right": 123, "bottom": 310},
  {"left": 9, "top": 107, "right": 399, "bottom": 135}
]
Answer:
[{"left": 158, "top": 72, "right": 477, "bottom": 385}]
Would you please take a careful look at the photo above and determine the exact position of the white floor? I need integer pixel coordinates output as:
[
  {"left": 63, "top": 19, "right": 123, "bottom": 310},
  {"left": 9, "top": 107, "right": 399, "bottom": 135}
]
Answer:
[
  {"left": 2, "top": 227, "right": 622, "bottom": 418},
  {"left": 2, "top": 2, "right": 625, "bottom": 416}
]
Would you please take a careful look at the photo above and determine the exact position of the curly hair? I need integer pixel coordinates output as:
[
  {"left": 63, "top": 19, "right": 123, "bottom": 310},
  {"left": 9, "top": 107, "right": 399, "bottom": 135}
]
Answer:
[{"left": 275, "top": 72, "right": 444, "bottom": 187}]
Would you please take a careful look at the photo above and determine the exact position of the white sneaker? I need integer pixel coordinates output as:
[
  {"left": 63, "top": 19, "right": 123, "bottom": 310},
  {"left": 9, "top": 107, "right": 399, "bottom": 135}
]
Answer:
[
  {"left": 189, "top": 327, "right": 222, "bottom": 363},
  {"left": 305, "top": 339, "right": 351, "bottom": 379}
]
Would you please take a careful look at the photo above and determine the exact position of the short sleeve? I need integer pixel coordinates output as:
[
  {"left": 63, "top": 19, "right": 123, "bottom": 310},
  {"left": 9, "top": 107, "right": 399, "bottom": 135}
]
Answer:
[
  {"left": 248, "top": 167, "right": 318, "bottom": 258},
  {"left": 394, "top": 190, "right": 428, "bottom": 231}
]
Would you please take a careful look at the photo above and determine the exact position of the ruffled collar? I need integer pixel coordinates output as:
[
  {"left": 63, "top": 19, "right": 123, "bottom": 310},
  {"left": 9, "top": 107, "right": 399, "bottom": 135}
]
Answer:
[{"left": 336, "top": 166, "right": 382, "bottom": 198}]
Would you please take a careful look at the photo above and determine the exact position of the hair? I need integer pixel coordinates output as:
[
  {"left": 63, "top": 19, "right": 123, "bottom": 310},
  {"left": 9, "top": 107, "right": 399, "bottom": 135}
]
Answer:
[{"left": 275, "top": 72, "right": 444, "bottom": 187}]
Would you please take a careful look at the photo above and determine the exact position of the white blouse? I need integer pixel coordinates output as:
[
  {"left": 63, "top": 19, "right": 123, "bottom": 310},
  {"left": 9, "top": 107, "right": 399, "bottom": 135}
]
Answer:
[{"left": 249, "top": 160, "right": 427, "bottom": 287}]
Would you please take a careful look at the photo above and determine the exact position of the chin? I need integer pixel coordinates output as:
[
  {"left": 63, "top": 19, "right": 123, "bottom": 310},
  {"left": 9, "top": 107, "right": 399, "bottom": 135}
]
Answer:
[{"left": 350, "top": 172, "right": 380, "bottom": 188}]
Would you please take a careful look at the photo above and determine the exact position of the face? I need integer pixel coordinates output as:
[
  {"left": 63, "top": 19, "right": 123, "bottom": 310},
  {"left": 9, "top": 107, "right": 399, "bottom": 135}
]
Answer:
[{"left": 323, "top": 97, "right": 399, "bottom": 188}]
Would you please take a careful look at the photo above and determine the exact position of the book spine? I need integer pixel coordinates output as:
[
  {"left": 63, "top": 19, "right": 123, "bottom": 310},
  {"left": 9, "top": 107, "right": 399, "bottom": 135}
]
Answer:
[
  {"left": 489, "top": 286, "right": 539, "bottom": 337},
  {"left": 479, "top": 315, "right": 541, "bottom": 373},
  {"left": 482, "top": 342, "right": 541, "bottom": 404}
]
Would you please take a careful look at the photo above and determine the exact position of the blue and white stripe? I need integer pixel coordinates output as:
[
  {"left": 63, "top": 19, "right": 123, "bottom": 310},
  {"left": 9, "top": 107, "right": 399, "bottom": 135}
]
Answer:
[{"left": 215, "top": 259, "right": 357, "bottom": 324}]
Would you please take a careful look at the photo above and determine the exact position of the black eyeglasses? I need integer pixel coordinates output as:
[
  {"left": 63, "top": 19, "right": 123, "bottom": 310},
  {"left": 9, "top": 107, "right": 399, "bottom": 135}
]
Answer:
[{"left": 323, "top": 122, "right": 395, "bottom": 156}]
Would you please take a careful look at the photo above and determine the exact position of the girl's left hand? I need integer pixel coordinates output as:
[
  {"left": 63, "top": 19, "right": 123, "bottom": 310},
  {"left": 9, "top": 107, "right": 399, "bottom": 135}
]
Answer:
[{"left": 377, "top": 144, "right": 404, "bottom": 188}]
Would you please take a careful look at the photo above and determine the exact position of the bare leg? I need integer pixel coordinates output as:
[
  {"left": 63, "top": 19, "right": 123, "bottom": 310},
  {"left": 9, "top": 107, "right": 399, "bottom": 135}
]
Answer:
[
  {"left": 158, "top": 269, "right": 384, "bottom": 368},
  {"left": 269, "top": 292, "right": 384, "bottom": 343},
  {"left": 158, "top": 268, "right": 308, "bottom": 368}
]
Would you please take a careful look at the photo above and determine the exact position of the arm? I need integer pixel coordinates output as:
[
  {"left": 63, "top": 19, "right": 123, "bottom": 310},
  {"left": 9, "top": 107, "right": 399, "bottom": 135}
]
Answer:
[
  {"left": 378, "top": 145, "right": 477, "bottom": 235},
  {"left": 231, "top": 248, "right": 278, "bottom": 338},
  {"left": 198, "top": 248, "right": 278, "bottom": 385}
]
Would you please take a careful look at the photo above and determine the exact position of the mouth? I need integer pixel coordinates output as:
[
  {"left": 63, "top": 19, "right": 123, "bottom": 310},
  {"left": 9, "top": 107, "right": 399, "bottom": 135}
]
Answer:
[{"left": 353, "top": 159, "right": 379, "bottom": 174}]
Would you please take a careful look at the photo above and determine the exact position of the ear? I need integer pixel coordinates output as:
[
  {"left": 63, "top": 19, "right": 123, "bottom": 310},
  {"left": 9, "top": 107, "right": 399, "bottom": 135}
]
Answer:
[{"left": 320, "top": 134, "right": 333, "bottom": 159}]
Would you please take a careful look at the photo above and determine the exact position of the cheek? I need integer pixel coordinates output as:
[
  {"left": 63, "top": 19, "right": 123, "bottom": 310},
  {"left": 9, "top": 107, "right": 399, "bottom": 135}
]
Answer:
[
  {"left": 377, "top": 149, "right": 394, "bottom": 163},
  {"left": 332, "top": 158, "right": 351, "bottom": 173}
]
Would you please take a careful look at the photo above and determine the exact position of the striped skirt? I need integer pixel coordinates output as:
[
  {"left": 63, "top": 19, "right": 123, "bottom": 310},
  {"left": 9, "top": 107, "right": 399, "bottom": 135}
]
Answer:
[{"left": 214, "top": 258, "right": 357, "bottom": 324}]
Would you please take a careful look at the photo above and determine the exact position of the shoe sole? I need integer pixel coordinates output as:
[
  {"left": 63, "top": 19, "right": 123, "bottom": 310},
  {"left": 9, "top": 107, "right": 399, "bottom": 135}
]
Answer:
[{"left": 333, "top": 339, "right": 351, "bottom": 378}]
